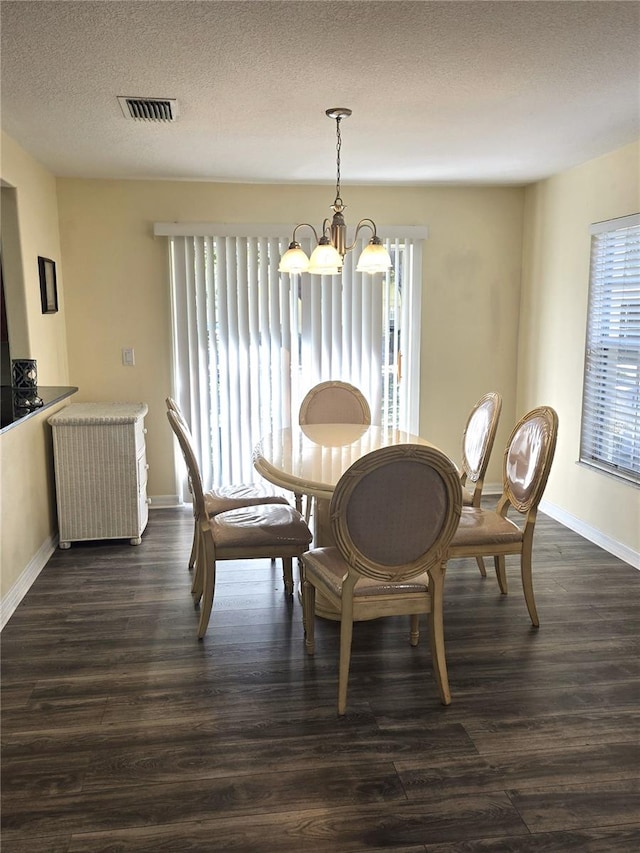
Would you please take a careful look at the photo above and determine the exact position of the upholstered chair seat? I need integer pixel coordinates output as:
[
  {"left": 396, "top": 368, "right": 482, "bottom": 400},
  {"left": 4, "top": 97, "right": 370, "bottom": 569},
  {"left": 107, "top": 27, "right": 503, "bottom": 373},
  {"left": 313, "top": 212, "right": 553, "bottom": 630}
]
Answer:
[
  {"left": 303, "top": 547, "right": 433, "bottom": 598},
  {"left": 453, "top": 508, "right": 523, "bottom": 546},
  {"left": 205, "top": 482, "right": 288, "bottom": 516},
  {"left": 211, "top": 504, "right": 311, "bottom": 549}
]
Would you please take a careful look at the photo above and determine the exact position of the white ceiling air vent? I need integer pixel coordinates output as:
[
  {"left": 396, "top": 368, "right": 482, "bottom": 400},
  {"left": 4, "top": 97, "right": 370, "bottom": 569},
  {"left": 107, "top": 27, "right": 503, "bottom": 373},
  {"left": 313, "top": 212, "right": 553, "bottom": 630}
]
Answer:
[{"left": 117, "top": 96, "right": 179, "bottom": 122}]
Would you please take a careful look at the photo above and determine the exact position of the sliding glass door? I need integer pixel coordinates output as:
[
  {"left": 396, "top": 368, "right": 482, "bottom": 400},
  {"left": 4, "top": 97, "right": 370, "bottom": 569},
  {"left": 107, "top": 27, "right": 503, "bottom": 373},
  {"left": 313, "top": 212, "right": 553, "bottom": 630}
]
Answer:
[{"left": 163, "top": 225, "right": 424, "bottom": 492}]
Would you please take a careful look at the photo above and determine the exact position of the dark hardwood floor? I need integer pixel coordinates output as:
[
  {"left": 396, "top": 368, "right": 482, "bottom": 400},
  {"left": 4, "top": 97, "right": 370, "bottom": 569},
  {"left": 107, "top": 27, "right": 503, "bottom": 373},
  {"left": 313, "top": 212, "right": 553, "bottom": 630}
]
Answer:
[{"left": 2, "top": 507, "right": 639, "bottom": 852}]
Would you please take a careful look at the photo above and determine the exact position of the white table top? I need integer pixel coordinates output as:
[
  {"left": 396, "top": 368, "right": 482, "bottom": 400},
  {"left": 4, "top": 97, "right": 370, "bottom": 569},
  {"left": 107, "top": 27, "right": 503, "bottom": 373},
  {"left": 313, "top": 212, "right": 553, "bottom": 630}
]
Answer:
[{"left": 253, "top": 423, "right": 435, "bottom": 500}]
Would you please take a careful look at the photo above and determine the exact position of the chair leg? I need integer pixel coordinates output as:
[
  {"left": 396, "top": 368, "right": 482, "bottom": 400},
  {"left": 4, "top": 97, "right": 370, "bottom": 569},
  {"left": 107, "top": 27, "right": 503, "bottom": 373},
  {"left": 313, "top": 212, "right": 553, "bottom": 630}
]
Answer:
[
  {"left": 282, "top": 557, "right": 294, "bottom": 595},
  {"left": 520, "top": 549, "right": 539, "bottom": 628},
  {"left": 337, "top": 596, "right": 355, "bottom": 716},
  {"left": 476, "top": 556, "right": 487, "bottom": 577},
  {"left": 495, "top": 555, "right": 508, "bottom": 594},
  {"left": 302, "top": 575, "right": 316, "bottom": 655},
  {"left": 409, "top": 614, "right": 420, "bottom": 647},
  {"left": 191, "top": 569, "right": 203, "bottom": 605},
  {"left": 428, "top": 564, "right": 451, "bottom": 706},
  {"left": 188, "top": 520, "right": 198, "bottom": 571},
  {"left": 197, "top": 532, "right": 217, "bottom": 639},
  {"left": 191, "top": 530, "right": 204, "bottom": 605},
  {"left": 295, "top": 492, "right": 302, "bottom": 513}
]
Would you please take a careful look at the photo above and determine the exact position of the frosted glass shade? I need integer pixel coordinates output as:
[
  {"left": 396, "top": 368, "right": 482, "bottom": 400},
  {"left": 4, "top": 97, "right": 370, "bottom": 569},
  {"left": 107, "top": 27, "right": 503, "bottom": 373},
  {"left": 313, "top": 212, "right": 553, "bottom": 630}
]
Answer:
[
  {"left": 308, "top": 242, "right": 343, "bottom": 276},
  {"left": 356, "top": 241, "right": 392, "bottom": 274},
  {"left": 278, "top": 246, "right": 310, "bottom": 274}
]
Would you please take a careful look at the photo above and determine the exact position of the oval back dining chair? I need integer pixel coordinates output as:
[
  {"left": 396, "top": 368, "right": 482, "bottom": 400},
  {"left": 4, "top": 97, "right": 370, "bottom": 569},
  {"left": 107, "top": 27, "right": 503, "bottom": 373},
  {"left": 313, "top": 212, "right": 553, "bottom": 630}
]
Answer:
[
  {"left": 460, "top": 391, "right": 502, "bottom": 507},
  {"left": 296, "top": 381, "right": 372, "bottom": 523},
  {"left": 459, "top": 391, "right": 502, "bottom": 577},
  {"left": 449, "top": 405, "right": 559, "bottom": 627},
  {"left": 298, "top": 380, "right": 371, "bottom": 426},
  {"left": 167, "top": 409, "right": 312, "bottom": 638},
  {"left": 166, "top": 396, "right": 289, "bottom": 573},
  {"left": 302, "top": 444, "right": 462, "bottom": 715}
]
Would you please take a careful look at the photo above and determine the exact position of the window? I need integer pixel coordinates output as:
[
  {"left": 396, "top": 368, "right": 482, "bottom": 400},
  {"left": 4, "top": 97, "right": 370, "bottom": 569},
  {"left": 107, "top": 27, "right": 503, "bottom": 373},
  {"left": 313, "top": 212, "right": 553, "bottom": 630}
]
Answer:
[
  {"left": 156, "top": 223, "right": 425, "bottom": 492},
  {"left": 580, "top": 213, "right": 640, "bottom": 484}
]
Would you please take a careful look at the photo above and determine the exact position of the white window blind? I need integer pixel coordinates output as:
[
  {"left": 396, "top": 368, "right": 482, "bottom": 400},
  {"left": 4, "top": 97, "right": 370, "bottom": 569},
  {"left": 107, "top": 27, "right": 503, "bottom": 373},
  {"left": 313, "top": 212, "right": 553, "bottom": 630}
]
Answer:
[
  {"left": 156, "top": 224, "right": 424, "bottom": 494},
  {"left": 580, "top": 213, "right": 640, "bottom": 484}
]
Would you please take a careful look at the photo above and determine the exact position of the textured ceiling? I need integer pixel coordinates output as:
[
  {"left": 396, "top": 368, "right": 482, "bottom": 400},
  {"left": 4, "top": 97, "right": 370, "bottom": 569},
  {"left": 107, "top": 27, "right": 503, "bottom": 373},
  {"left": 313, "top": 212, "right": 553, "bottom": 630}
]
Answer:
[{"left": 1, "top": 0, "right": 639, "bottom": 185}]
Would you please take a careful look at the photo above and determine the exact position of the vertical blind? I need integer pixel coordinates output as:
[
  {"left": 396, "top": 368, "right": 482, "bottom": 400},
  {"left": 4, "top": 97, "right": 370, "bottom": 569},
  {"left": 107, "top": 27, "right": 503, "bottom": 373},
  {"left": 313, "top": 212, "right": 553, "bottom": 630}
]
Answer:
[
  {"left": 580, "top": 213, "right": 640, "bottom": 484},
  {"left": 157, "top": 224, "right": 424, "bottom": 494}
]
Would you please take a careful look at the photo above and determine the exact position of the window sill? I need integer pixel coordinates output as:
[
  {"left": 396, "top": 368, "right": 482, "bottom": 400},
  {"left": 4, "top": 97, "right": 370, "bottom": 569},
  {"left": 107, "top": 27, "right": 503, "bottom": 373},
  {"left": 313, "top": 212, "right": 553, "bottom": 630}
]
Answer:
[{"left": 576, "top": 459, "right": 639, "bottom": 488}]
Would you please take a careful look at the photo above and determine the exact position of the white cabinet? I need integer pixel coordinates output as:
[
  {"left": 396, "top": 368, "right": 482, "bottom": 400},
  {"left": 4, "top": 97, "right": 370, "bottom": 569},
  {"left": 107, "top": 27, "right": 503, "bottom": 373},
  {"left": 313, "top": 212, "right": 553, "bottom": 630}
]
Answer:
[{"left": 49, "top": 403, "right": 149, "bottom": 548}]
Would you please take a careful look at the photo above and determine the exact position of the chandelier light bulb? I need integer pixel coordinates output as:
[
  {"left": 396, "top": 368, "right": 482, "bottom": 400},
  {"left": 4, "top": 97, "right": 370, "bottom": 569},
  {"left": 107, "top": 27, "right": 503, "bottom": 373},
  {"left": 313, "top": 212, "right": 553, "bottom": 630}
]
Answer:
[
  {"left": 308, "top": 241, "right": 343, "bottom": 276},
  {"left": 278, "top": 243, "right": 310, "bottom": 274},
  {"left": 356, "top": 240, "right": 393, "bottom": 274}
]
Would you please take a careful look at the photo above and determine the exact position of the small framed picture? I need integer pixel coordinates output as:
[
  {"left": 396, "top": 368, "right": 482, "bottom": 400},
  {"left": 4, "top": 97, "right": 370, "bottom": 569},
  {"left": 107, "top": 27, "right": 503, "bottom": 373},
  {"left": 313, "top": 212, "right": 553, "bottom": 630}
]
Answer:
[{"left": 38, "top": 256, "right": 58, "bottom": 314}]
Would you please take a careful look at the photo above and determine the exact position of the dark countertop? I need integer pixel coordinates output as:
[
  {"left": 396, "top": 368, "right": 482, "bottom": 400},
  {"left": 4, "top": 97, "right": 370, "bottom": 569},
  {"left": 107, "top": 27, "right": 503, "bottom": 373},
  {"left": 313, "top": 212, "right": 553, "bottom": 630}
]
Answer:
[{"left": 0, "top": 386, "right": 78, "bottom": 435}]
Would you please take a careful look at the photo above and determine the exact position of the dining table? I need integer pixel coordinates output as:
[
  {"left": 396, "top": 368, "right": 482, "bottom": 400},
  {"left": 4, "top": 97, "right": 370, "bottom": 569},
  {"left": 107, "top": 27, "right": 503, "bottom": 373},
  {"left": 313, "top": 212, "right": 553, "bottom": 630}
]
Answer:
[{"left": 253, "top": 422, "right": 438, "bottom": 619}]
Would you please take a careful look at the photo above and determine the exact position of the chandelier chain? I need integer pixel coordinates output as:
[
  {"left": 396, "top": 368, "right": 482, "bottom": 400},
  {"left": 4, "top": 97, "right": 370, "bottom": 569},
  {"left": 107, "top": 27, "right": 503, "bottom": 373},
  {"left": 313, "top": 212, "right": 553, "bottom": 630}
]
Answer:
[{"left": 335, "top": 116, "right": 342, "bottom": 204}]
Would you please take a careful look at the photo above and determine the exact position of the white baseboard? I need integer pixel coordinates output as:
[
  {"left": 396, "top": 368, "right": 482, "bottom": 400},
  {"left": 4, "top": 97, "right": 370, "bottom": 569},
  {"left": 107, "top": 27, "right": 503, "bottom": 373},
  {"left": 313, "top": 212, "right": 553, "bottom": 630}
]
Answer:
[
  {"left": 0, "top": 533, "right": 58, "bottom": 631},
  {"left": 540, "top": 498, "right": 639, "bottom": 570},
  {"left": 148, "top": 495, "right": 183, "bottom": 508},
  {"left": 483, "top": 482, "right": 503, "bottom": 496}
]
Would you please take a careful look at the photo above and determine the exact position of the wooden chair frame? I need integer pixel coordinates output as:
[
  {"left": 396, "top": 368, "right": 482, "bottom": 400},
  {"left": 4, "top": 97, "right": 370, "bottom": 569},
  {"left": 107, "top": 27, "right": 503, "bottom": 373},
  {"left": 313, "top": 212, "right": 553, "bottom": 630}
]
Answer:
[
  {"left": 448, "top": 405, "right": 559, "bottom": 627},
  {"left": 302, "top": 444, "right": 462, "bottom": 714},
  {"left": 167, "top": 410, "right": 311, "bottom": 638},
  {"left": 166, "top": 396, "right": 289, "bottom": 575},
  {"left": 166, "top": 396, "right": 200, "bottom": 570},
  {"left": 459, "top": 391, "right": 502, "bottom": 577}
]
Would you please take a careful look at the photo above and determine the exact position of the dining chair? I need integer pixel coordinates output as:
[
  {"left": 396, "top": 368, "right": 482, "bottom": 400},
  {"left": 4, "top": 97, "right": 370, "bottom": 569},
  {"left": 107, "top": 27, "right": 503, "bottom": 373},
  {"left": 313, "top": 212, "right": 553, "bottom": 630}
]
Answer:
[
  {"left": 458, "top": 391, "right": 502, "bottom": 577},
  {"left": 460, "top": 391, "right": 502, "bottom": 507},
  {"left": 448, "top": 405, "right": 559, "bottom": 627},
  {"left": 165, "top": 396, "right": 289, "bottom": 573},
  {"left": 302, "top": 444, "right": 462, "bottom": 715},
  {"left": 298, "top": 380, "right": 372, "bottom": 427},
  {"left": 167, "top": 409, "right": 312, "bottom": 638},
  {"left": 296, "top": 381, "right": 372, "bottom": 522}
]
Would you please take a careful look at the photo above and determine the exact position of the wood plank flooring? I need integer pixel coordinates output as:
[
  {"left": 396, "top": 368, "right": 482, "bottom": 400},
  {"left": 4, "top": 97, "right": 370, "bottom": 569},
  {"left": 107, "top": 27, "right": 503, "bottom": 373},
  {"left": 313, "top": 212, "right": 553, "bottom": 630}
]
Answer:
[{"left": 2, "top": 507, "right": 639, "bottom": 852}]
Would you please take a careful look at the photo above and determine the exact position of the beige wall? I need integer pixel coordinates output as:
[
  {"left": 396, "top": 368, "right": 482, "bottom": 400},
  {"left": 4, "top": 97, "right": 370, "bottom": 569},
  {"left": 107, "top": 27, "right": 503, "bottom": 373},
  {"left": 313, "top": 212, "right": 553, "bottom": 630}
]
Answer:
[
  {"left": 0, "top": 401, "right": 68, "bottom": 606},
  {"left": 56, "top": 179, "right": 525, "bottom": 500},
  {"left": 1, "top": 132, "right": 71, "bottom": 606},
  {"left": 519, "top": 140, "right": 640, "bottom": 557},
  {"left": 1, "top": 132, "right": 69, "bottom": 382}
]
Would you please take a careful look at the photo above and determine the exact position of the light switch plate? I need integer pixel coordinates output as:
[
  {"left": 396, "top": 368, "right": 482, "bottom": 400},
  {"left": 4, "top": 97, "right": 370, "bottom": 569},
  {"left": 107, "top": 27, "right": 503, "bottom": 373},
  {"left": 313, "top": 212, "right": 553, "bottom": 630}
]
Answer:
[{"left": 122, "top": 347, "right": 135, "bottom": 366}]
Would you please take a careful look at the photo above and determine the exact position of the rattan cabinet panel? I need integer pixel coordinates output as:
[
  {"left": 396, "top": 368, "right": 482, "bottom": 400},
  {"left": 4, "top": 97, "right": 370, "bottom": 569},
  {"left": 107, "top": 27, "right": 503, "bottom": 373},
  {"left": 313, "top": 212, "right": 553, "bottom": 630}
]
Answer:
[{"left": 49, "top": 403, "right": 149, "bottom": 547}]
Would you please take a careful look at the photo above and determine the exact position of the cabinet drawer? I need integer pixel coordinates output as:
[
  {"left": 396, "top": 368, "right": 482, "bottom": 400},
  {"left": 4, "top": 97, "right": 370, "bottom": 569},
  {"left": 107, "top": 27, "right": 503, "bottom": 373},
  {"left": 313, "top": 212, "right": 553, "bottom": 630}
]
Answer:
[
  {"left": 135, "top": 420, "right": 147, "bottom": 454},
  {"left": 137, "top": 450, "right": 149, "bottom": 490}
]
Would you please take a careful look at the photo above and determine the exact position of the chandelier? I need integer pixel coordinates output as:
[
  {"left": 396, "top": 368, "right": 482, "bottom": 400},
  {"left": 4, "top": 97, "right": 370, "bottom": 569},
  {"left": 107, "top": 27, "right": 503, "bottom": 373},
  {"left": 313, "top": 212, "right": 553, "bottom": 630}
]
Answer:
[{"left": 278, "top": 108, "right": 392, "bottom": 276}]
